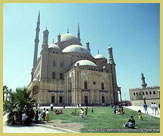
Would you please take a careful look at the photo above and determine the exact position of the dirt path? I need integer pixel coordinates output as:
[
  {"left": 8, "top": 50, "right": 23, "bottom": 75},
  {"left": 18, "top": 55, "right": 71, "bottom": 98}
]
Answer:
[{"left": 46, "top": 120, "right": 84, "bottom": 132}]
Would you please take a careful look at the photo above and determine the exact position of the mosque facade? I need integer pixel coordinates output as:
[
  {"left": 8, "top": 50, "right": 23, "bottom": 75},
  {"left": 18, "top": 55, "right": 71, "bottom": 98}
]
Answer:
[{"left": 27, "top": 12, "right": 121, "bottom": 106}]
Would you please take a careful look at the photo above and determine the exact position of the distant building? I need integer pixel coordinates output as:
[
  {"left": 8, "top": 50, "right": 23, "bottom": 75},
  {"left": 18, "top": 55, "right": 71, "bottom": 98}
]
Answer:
[
  {"left": 27, "top": 12, "right": 122, "bottom": 106},
  {"left": 129, "top": 73, "right": 160, "bottom": 106}
]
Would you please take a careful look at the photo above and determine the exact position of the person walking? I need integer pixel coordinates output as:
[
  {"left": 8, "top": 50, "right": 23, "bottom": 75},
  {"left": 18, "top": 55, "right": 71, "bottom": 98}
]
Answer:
[
  {"left": 80, "top": 108, "right": 84, "bottom": 119},
  {"left": 151, "top": 102, "right": 155, "bottom": 115},
  {"left": 45, "top": 109, "right": 50, "bottom": 122},
  {"left": 50, "top": 103, "right": 53, "bottom": 111},
  {"left": 143, "top": 103, "right": 148, "bottom": 114},
  {"left": 154, "top": 103, "right": 158, "bottom": 115},
  {"left": 42, "top": 108, "right": 46, "bottom": 120}
]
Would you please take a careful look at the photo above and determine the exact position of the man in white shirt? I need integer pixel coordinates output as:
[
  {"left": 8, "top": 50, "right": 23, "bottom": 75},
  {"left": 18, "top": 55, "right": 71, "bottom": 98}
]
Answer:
[{"left": 151, "top": 102, "right": 155, "bottom": 115}]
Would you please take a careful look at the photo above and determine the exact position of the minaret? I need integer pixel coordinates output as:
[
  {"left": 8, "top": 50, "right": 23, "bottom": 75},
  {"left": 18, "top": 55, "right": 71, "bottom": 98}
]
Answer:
[
  {"left": 77, "top": 23, "right": 80, "bottom": 42},
  {"left": 108, "top": 44, "right": 117, "bottom": 104},
  {"left": 42, "top": 28, "right": 49, "bottom": 50},
  {"left": 86, "top": 42, "right": 90, "bottom": 52},
  {"left": 141, "top": 73, "right": 147, "bottom": 88},
  {"left": 33, "top": 11, "right": 40, "bottom": 68},
  {"left": 108, "top": 44, "right": 115, "bottom": 64}
]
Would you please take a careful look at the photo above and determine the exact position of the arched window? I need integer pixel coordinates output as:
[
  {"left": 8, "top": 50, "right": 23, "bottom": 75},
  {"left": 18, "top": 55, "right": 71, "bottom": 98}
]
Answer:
[
  {"left": 59, "top": 96, "right": 63, "bottom": 104},
  {"left": 84, "top": 81, "right": 88, "bottom": 89},
  {"left": 150, "top": 91, "right": 152, "bottom": 95},
  {"left": 146, "top": 92, "right": 148, "bottom": 95},
  {"left": 101, "top": 83, "right": 104, "bottom": 90},
  {"left": 133, "top": 92, "right": 135, "bottom": 96},
  {"left": 153, "top": 91, "right": 156, "bottom": 95},
  {"left": 102, "top": 96, "right": 105, "bottom": 103}
]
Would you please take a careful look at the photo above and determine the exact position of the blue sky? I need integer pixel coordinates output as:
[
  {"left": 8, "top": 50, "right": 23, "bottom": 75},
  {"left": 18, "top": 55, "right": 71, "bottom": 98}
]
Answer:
[{"left": 3, "top": 3, "right": 160, "bottom": 100}]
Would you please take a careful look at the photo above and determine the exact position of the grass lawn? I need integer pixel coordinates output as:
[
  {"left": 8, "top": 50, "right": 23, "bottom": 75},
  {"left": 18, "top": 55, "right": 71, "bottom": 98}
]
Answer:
[{"left": 46, "top": 107, "right": 160, "bottom": 133}]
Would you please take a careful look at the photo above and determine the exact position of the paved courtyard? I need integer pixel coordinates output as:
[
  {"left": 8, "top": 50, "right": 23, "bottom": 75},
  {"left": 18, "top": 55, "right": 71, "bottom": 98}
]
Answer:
[{"left": 3, "top": 114, "right": 77, "bottom": 133}]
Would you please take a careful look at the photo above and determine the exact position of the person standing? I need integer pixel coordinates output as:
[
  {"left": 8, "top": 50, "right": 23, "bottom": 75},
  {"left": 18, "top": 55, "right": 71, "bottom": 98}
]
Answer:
[
  {"left": 113, "top": 105, "right": 117, "bottom": 114},
  {"left": 45, "top": 109, "right": 50, "bottom": 122},
  {"left": 151, "top": 102, "right": 155, "bottom": 115},
  {"left": 42, "top": 108, "right": 46, "bottom": 120},
  {"left": 154, "top": 103, "right": 158, "bottom": 115},
  {"left": 50, "top": 103, "right": 53, "bottom": 111},
  {"left": 38, "top": 111, "right": 42, "bottom": 123},
  {"left": 80, "top": 108, "right": 84, "bottom": 119},
  {"left": 143, "top": 103, "right": 148, "bottom": 114},
  {"left": 35, "top": 110, "right": 39, "bottom": 122},
  {"left": 22, "top": 111, "right": 27, "bottom": 125}
]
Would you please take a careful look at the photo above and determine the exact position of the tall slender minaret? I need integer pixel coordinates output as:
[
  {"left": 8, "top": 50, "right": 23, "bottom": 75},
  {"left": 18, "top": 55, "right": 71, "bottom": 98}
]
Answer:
[
  {"left": 108, "top": 45, "right": 115, "bottom": 64},
  {"left": 141, "top": 73, "right": 147, "bottom": 88},
  {"left": 33, "top": 11, "right": 40, "bottom": 67},
  {"left": 77, "top": 23, "right": 80, "bottom": 42}
]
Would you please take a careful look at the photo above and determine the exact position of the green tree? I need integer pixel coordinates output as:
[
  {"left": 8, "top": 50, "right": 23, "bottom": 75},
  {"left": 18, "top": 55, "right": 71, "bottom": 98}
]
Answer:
[{"left": 4, "top": 88, "right": 36, "bottom": 125}]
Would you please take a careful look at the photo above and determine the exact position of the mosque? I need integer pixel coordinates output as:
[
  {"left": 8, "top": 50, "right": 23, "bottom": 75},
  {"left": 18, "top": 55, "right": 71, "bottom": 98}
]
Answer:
[{"left": 27, "top": 12, "right": 122, "bottom": 106}]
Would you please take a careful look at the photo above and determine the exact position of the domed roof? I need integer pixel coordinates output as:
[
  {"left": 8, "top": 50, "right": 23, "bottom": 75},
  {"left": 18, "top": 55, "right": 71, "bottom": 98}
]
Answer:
[
  {"left": 49, "top": 44, "right": 60, "bottom": 50},
  {"left": 62, "top": 45, "right": 90, "bottom": 54},
  {"left": 33, "top": 78, "right": 38, "bottom": 81},
  {"left": 73, "top": 60, "right": 97, "bottom": 67},
  {"left": 61, "top": 33, "right": 80, "bottom": 44},
  {"left": 94, "top": 54, "right": 106, "bottom": 59}
]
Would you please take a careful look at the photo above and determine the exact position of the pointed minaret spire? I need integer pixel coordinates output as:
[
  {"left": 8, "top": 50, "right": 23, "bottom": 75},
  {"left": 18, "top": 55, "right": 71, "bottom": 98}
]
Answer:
[
  {"left": 52, "top": 39, "right": 54, "bottom": 44},
  {"left": 67, "top": 28, "right": 69, "bottom": 33},
  {"left": 33, "top": 11, "right": 40, "bottom": 67},
  {"left": 77, "top": 23, "right": 80, "bottom": 42},
  {"left": 98, "top": 50, "right": 99, "bottom": 54}
]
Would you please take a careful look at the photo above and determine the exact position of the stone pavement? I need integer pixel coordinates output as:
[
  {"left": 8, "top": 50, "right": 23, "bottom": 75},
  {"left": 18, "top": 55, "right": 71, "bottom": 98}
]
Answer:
[
  {"left": 3, "top": 114, "right": 78, "bottom": 133},
  {"left": 124, "top": 106, "right": 160, "bottom": 118}
]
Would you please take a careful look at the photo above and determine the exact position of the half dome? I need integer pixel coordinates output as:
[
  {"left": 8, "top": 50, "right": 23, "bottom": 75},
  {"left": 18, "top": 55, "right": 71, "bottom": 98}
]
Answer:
[
  {"left": 73, "top": 60, "right": 97, "bottom": 67},
  {"left": 62, "top": 45, "right": 90, "bottom": 54},
  {"left": 49, "top": 44, "right": 61, "bottom": 50}
]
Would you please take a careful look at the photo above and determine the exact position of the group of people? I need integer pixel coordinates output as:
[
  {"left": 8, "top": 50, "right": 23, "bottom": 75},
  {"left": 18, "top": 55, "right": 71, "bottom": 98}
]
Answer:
[
  {"left": 80, "top": 107, "right": 89, "bottom": 119},
  {"left": 55, "top": 109, "right": 63, "bottom": 114},
  {"left": 143, "top": 102, "right": 160, "bottom": 115},
  {"left": 151, "top": 102, "right": 160, "bottom": 115},
  {"left": 113, "top": 105, "right": 125, "bottom": 115},
  {"left": 22, "top": 108, "right": 50, "bottom": 124},
  {"left": 35, "top": 108, "right": 50, "bottom": 123}
]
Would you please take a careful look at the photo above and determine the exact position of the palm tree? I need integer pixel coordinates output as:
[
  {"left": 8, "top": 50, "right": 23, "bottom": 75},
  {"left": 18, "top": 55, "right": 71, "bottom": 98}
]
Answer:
[
  {"left": 4, "top": 87, "right": 36, "bottom": 125},
  {"left": 3, "top": 85, "right": 8, "bottom": 102}
]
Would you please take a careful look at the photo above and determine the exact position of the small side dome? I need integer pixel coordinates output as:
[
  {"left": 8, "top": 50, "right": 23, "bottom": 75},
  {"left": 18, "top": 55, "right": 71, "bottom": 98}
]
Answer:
[
  {"left": 49, "top": 44, "right": 61, "bottom": 50},
  {"left": 94, "top": 54, "right": 106, "bottom": 59},
  {"left": 73, "top": 60, "right": 97, "bottom": 67},
  {"left": 62, "top": 45, "right": 90, "bottom": 54},
  {"left": 33, "top": 78, "right": 38, "bottom": 81}
]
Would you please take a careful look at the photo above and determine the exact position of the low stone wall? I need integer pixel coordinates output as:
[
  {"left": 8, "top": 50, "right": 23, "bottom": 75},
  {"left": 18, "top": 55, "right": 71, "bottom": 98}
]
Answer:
[{"left": 131, "top": 99, "right": 160, "bottom": 106}]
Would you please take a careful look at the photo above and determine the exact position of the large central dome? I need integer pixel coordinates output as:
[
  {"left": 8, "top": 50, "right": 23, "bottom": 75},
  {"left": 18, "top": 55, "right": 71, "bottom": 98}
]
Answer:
[
  {"left": 62, "top": 45, "right": 90, "bottom": 54},
  {"left": 60, "top": 33, "right": 80, "bottom": 45}
]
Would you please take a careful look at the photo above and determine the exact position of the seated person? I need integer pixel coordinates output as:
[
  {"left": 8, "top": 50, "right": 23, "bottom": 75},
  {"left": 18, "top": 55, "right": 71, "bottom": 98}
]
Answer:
[
  {"left": 138, "top": 110, "right": 143, "bottom": 120},
  {"left": 55, "top": 110, "right": 59, "bottom": 114},
  {"left": 59, "top": 110, "right": 63, "bottom": 114},
  {"left": 116, "top": 109, "right": 121, "bottom": 115},
  {"left": 124, "top": 119, "right": 135, "bottom": 128},
  {"left": 130, "top": 116, "right": 135, "bottom": 126}
]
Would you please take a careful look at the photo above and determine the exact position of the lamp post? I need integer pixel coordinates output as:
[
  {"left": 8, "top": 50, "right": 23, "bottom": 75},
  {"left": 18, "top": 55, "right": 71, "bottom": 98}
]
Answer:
[{"left": 143, "top": 96, "right": 146, "bottom": 104}]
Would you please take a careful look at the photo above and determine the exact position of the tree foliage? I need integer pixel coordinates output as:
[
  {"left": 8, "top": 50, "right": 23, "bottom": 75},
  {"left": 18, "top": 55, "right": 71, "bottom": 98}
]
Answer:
[{"left": 4, "top": 88, "right": 36, "bottom": 125}]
